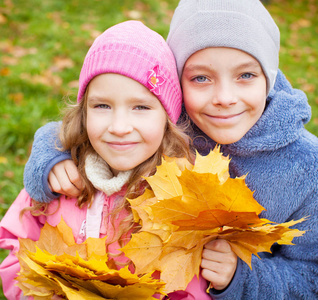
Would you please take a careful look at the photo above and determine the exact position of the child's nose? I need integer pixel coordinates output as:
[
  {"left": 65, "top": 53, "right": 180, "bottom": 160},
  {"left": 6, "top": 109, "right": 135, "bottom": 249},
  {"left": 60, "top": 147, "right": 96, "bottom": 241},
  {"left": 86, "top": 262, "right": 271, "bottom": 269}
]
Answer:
[
  {"left": 108, "top": 112, "right": 133, "bottom": 136},
  {"left": 212, "top": 81, "right": 237, "bottom": 107}
]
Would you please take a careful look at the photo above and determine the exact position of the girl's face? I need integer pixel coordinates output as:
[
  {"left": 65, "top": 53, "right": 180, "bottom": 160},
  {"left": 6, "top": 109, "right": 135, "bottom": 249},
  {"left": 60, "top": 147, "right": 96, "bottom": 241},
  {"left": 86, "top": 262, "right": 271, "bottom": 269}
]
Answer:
[
  {"left": 86, "top": 73, "right": 167, "bottom": 175},
  {"left": 181, "top": 47, "right": 267, "bottom": 144}
]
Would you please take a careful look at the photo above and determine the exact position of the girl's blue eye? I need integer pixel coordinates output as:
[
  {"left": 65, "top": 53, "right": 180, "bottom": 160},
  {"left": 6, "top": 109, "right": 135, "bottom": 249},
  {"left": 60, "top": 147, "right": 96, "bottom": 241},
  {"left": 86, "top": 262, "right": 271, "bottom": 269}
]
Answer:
[
  {"left": 134, "top": 105, "right": 150, "bottom": 110},
  {"left": 96, "top": 104, "right": 110, "bottom": 109},
  {"left": 193, "top": 76, "right": 208, "bottom": 83}
]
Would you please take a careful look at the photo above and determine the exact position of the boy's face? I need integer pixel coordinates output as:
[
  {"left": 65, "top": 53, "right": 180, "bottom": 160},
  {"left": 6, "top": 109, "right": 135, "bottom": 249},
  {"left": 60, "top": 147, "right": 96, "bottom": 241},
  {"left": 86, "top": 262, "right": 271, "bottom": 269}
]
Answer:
[{"left": 181, "top": 47, "right": 267, "bottom": 144}]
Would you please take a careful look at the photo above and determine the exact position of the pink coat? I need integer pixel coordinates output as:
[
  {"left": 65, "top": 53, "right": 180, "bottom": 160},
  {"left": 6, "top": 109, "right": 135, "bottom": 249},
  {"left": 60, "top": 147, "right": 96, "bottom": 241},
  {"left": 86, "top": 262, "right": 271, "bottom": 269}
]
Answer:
[{"left": 0, "top": 188, "right": 210, "bottom": 300}]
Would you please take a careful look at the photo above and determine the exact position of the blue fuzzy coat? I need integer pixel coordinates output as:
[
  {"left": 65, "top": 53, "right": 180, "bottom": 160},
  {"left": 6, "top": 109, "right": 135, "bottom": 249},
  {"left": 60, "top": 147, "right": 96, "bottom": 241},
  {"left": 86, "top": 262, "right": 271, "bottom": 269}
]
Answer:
[{"left": 24, "top": 70, "right": 318, "bottom": 299}]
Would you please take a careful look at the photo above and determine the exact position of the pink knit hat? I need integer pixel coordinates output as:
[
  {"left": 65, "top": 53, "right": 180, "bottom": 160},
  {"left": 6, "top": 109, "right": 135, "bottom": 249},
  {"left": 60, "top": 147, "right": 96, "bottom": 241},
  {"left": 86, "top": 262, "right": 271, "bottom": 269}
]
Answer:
[{"left": 77, "top": 21, "right": 182, "bottom": 123}]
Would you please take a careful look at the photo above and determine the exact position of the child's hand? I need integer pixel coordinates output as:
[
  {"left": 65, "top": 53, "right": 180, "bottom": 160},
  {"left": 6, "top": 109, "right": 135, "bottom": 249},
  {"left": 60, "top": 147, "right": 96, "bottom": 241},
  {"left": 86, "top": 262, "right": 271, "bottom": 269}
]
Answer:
[
  {"left": 48, "top": 159, "right": 83, "bottom": 198},
  {"left": 201, "top": 239, "right": 237, "bottom": 291}
]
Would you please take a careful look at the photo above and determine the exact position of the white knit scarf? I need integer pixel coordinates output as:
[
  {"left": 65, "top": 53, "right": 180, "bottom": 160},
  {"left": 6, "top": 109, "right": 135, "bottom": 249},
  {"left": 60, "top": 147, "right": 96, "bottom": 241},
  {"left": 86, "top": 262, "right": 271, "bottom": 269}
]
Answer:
[
  {"left": 85, "top": 153, "right": 132, "bottom": 195},
  {"left": 84, "top": 153, "right": 132, "bottom": 238}
]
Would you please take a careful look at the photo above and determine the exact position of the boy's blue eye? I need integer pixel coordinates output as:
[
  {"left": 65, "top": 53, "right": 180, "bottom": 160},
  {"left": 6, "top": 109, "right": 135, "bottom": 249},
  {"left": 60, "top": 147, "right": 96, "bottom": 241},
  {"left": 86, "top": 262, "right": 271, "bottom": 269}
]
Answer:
[
  {"left": 193, "top": 76, "right": 208, "bottom": 83},
  {"left": 240, "top": 73, "right": 254, "bottom": 79}
]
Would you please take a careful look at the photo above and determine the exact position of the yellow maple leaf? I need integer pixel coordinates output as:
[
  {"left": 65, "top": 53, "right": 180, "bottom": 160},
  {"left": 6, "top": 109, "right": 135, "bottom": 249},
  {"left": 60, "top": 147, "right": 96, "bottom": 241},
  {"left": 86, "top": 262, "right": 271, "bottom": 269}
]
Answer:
[
  {"left": 84, "top": 236, "right": 108, "bottom": 258},
  {"left": 122, "top": 147, "right": 307, "bottom": 293},
  {"left": 157, "top": 245, "right": 202, "bottom": 293},
  {"left": 145, "top": 158, "right": 183, "bottom": 200},
  {"left": 179, "top": 170, "right": 264, "bottom": 214},
  {"left": 35, "top": 221, "right": 71, "bottom": 256},
  {"left": 122, "top": 231, "right": 163, "bottom": 275},
  {"left": 192, "top": 146, "right": 230, "bottom": 183},
  {"left": 163, "top": 155, "right": 193, "bottom": 172},
  {"left": 129, "top": 190, "right": 173, "bottom": 242},
  {"left": 57, "top": 216, "right": 76, "bottom": 246},
  {"left": 17, "top": 219, "right": 165, "bottom": 299},
  {"left": 16, "top": 254, "right": 67, "bottom": 299}
]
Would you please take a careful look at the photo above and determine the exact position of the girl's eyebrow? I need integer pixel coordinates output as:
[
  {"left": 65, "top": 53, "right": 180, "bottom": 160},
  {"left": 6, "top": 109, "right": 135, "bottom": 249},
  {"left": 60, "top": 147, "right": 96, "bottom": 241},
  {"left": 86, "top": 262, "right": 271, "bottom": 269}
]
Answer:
[
  {"left": 87, "top": 96, "right": 106, "bottom": 104},
  {"left": 87, "top": 94, "right": 159, "bottom": 104}
]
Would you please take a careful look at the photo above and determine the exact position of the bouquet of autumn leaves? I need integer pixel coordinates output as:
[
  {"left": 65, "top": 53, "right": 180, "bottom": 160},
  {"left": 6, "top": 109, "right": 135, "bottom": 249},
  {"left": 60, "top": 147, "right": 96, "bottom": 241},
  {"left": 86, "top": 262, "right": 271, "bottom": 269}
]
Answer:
[
  {"left": 121, "top": 147, "right": 306, "bottom": 293},
  {"left": 16, "top": 218, "right": 165, "bottom": 300},
  {"left": 16, "top": 147, "right": 306, "bottom": 299}
]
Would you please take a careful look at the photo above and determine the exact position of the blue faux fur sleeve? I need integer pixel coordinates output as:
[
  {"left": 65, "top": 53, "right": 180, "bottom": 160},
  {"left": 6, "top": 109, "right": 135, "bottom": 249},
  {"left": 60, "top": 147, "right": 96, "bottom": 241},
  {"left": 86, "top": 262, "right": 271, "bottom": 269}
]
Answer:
[{"left": 23, "top": 122, "right": 72, "bottom": 202}]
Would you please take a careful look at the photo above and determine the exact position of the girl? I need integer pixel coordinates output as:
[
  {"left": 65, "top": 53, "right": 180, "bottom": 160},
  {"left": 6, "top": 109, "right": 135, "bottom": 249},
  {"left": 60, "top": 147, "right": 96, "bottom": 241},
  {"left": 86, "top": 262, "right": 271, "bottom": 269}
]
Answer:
[
  {"left": 18, "top": 0, "right": 318, "bottom": 298},
  {"left": 0, "top": 20, "right": 213, "bottom": 299}
]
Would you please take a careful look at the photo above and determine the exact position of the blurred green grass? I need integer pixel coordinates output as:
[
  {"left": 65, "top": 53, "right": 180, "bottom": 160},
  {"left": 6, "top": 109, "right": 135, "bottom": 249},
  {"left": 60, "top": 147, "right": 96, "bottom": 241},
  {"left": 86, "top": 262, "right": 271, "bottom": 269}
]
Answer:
[{"left": 0, "top": 0, "right": 317, "bottom": 298}]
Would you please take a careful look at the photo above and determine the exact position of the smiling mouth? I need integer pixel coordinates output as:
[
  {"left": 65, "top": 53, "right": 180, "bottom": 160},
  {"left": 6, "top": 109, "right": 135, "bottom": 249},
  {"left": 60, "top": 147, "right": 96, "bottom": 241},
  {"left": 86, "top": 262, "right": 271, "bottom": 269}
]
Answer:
[
  {"left": 203, "top": 112, "right": 244, "bottom": 126},
  {"left": 108, "top": 142, "right": 136, "bottom": 145},
  {"left": 210, "top": 112, "right": 243, "bottom": 119},
  {"left": 107, "top": 142, "right": 138, "bottom": 150}
]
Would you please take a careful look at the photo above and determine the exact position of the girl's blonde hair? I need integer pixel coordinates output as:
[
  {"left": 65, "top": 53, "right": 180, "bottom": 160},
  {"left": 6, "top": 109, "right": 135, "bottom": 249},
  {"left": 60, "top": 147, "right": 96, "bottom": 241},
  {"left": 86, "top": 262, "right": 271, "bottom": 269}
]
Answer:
[
  {"left": 26, "top": 91, "right": 192, "bottom": 251},
  {"left": 56, "top": 92, "right": 193, "bottom": 247}
]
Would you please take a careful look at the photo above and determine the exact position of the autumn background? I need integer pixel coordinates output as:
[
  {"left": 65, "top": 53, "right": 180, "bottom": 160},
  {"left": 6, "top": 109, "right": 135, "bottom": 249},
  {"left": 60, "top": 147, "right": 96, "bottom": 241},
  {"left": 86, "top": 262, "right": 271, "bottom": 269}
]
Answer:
[{"left": 0, "top": 0, "right": 317, "bottom": 298}]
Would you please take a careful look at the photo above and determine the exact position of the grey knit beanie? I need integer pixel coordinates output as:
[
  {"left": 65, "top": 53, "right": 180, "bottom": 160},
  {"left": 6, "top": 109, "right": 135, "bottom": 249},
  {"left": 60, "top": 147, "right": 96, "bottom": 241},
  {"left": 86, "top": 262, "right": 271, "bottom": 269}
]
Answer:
[{"left": 167, "top": 0, "right": 280, "bottom": 94}]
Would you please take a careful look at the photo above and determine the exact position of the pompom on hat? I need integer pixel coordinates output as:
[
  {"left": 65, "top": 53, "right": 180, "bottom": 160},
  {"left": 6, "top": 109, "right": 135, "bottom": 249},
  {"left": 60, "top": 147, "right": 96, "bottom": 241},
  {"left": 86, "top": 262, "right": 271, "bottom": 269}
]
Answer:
[
  {"left": 78, "top": 20, "right": 182, "bottom": 123},
  {"left": 167, "top": 0, "right": 280, "bottom": 94}
]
